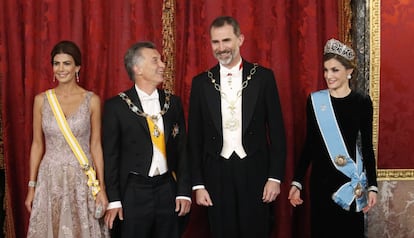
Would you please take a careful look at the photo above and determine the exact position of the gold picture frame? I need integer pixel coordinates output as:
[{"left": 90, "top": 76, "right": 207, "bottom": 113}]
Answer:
[{"left": 369, "top": 0, "right": 414, "bottom": 180}]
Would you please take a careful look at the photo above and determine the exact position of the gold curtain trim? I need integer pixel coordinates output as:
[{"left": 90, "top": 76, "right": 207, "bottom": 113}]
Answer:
[
  {"left": 162, "top": 0, "right": 175, "bottom": 93},
  {"left": 338, "top": 0, "right": 352, "bottom": 45}
]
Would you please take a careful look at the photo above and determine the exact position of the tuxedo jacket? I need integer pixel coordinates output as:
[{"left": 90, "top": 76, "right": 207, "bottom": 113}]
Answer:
[
  {"left": 188, "top": 60, "right": 286, "bottom": 188},
  {"left": 103, "top": 87, "right": 191, "bottom": 202}
]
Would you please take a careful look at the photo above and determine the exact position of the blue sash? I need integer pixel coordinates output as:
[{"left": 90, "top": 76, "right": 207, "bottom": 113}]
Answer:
[{"left": 311, "top": 90, "right": 367, "bottom": 212}]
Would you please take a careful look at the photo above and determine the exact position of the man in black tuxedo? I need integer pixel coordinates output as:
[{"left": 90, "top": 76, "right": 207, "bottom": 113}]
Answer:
[
  {"left": 188, "top": 16, "right": 286, "bottom": 238},
  {"left": 102, "top": 41, "right": 191, "bottom": 238}
]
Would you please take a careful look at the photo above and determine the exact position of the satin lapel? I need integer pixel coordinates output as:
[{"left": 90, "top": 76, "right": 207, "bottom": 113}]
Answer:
[
  {"left": 205, "top": 65, "right": 222, "bottom": 135},
  {"left": 159, "top": 89, "right": 171, "bottom": 144},
  {"left": 242, "top": 62, "right": 260, "bottom": 135},
  {"left": 124, "top": 87, "right": 150, "bottom": 134}
]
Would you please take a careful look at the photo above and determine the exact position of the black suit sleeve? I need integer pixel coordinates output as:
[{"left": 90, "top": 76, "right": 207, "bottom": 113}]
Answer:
[
  {"left": 171, "top": 96, "right": 192, "bottom": 197},
  {"left": 187, "top": 75, "right": 206, "bottom": 187},
  {"left": 102, "top": 98, "right": 122, "bottom": 202},
  {"left": 263, "top": 69, "right": 287, "bottom": 181}
]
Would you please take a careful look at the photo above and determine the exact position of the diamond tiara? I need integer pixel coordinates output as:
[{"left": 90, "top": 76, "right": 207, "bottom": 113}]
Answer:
[{"left": 323, "top": 38, "right": 355, "bottom": 61}]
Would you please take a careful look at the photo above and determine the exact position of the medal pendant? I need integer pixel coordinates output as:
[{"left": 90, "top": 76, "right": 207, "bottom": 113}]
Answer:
[
  {"left": 354, "top": 183, "right": 363, "bottom": 198},
  {"left": 225, "top": 118, "right": 239, "bottom": 131},
  {"left": 153, "top": 128, "right": 160, "bottom": 137}
]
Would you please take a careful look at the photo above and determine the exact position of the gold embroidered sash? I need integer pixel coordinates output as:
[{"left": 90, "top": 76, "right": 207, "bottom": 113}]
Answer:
[
  {"left": 46, "top": 89, "right": 100, "bottom": 199},
  {"left": 146, "top": 117, "right": 176, "bottom": 181},
  {"left": 146, "top": 117, "right": 167, "bottom": 158}
]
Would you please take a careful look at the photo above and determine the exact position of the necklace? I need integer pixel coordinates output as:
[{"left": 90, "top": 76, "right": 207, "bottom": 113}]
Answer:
[
  {"left": 119, "top": 91, "right": 171, "bottom": 137},
  {"left": 207, "top": 63, "right": 258, "bottom": 131}
]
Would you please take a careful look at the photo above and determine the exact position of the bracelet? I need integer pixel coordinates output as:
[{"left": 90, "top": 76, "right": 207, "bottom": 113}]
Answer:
[{"left": 28, "top": 181, "right": 37, "bottom": 188}]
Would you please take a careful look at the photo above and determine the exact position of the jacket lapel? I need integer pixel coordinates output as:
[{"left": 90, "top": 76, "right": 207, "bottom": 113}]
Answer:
[
  {"left": 242, "top": 61, "right": 259, "bottom": 135},
  {"left": 124, "top": 87, "right": 151, "bottom": 135},
  {"left": 204, "top": 65, "right": 223, "bottom": 135},
  {"left": 159, "top": 89, "right": 171, "bottom": 144}
]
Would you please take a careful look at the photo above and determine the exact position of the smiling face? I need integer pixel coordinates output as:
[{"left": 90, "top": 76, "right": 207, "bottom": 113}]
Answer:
[
  {"left": 134, "top": 48, "right": 165, "bottom": 87},
  {"left": 210, "top": 24, "right": 244, "bottom": 68},
  {"left": 323, "top": 58, "right": 353, "bottom": 92},
  {"left": 52, "top": 53, "right": 80, "bottom": 84}
]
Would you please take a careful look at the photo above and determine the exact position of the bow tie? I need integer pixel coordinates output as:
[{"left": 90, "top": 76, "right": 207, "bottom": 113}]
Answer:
[
  {"left": 223, "top": 70, "right": 239, "bottom": 78},
  {"left": 141, "top": 94, "right": 159, "bottom": 101}
]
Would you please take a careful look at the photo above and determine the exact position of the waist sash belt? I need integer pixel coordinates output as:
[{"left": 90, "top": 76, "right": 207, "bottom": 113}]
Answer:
[
  {"left": 46, "top": 89, "right": 100, "bottom": 199},
  {"left": 311, "top": 90, "right": 367, "bottom": 212}
]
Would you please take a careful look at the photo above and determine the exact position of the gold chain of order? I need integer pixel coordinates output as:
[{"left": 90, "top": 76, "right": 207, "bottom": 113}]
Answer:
[
  {"left": 118, "top": 91, "right": 171, "bottom": 120},
  {"left": 207, "top": 63, "right": 258, "bottom": 97}
]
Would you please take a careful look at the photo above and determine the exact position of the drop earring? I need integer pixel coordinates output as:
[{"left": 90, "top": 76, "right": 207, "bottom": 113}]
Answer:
[
  {"left": 76, "top": 72, "right": 80, "bottom": 83},
  {"left": 53, "top": 75, "right": 56, "bottom": 82}
]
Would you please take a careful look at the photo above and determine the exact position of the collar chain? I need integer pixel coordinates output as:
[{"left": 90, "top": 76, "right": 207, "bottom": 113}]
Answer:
[
  {"left": 207, "top": 63, "right": 258, "bottom": 94},
  {"left": 118, "top": 90, "right": 171, "bottom": 120}
]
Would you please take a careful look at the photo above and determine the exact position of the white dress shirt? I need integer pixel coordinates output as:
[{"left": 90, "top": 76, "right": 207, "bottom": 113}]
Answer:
[
  {"left": 220, "top": 60, "right": 247, "bottom": 159},
  {"left": 136, "top": 86, "right": 168, "bottom": 177}
]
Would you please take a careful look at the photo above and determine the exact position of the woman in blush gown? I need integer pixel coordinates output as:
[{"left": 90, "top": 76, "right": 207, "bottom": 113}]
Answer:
[{"left": 25, "top": 41, "right": 109, "bottom": 238}]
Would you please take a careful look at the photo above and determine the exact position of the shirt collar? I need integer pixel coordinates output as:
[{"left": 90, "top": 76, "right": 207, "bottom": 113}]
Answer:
[
  {"left": 135, "top": 85, "right": 159, "bottom": 101},
  {"left": 220, "top": 59, "right": 243, "bottom": 76}
]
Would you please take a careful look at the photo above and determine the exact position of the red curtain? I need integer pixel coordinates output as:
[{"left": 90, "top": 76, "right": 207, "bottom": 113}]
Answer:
[
  {"left": 0, "top": 1, "right": 338, "bottom": 237},
  {"left": 378, "top": 0, "right": 414, "bottom": 169}
]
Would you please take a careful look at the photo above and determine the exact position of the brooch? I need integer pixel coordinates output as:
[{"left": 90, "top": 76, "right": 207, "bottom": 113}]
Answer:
[
  {"left": 172, "top": 123, "right": 179, "bottom": 138},
  {"left": 354, "top": 183, "right": 364, "bottom": 198},
  {"left": 334, "top": 155, "right": 347, "bottom": 166}
]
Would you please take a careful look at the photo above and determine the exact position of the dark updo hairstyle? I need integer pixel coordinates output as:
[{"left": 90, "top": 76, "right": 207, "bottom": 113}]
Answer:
[
  {"left": 323, "top": 53, "right": 354, "bottom": 70},
  {"left": 50, "top": 40, "right": 82, "bottom": 66}
]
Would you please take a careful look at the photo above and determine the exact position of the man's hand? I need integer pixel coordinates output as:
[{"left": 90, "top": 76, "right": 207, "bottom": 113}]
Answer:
[
  {"left": 195, "top": 188, "right": 213, "bottom": 206},
  {"left": 175, "top": 199, "right": 191, "bottom": 216},
  {"left": 104, "top": 207, "right": 123, "bottom": 229},
  {"left": 262, "top": 180, "right": 280, "bottom": 203}
]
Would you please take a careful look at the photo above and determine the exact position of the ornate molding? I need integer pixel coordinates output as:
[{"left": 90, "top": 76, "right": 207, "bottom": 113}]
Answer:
[
  {"left": 369, "top": 0, "right": 380, "bottom": 163},
  {"left": 377, "top": 169, "right": 414, "bottom": 181},
  {"left": 162, "top": 0, "right": 175, "bottom": 93}
]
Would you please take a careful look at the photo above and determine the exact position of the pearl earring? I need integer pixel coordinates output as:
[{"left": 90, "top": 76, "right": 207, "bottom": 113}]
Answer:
[
  {"left": 347, "top": 74, "right": 352, "bottom": 79},
  {"left": 76, "top": 72, "right": 80, "bottom": 82}
]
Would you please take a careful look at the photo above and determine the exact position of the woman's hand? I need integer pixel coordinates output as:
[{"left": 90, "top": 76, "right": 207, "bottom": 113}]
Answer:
[
  {"left": 95, "top": 190, "right": 109, "bottom": 218},
  {"left": 25, "top": 188, "right": 35, "bottom": 213},
  {"left": 362, "top": 191, "right": 377, "bottom": 213},
  {"left": 288, "top": 186, "right": 304, "bottom": 207}
]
